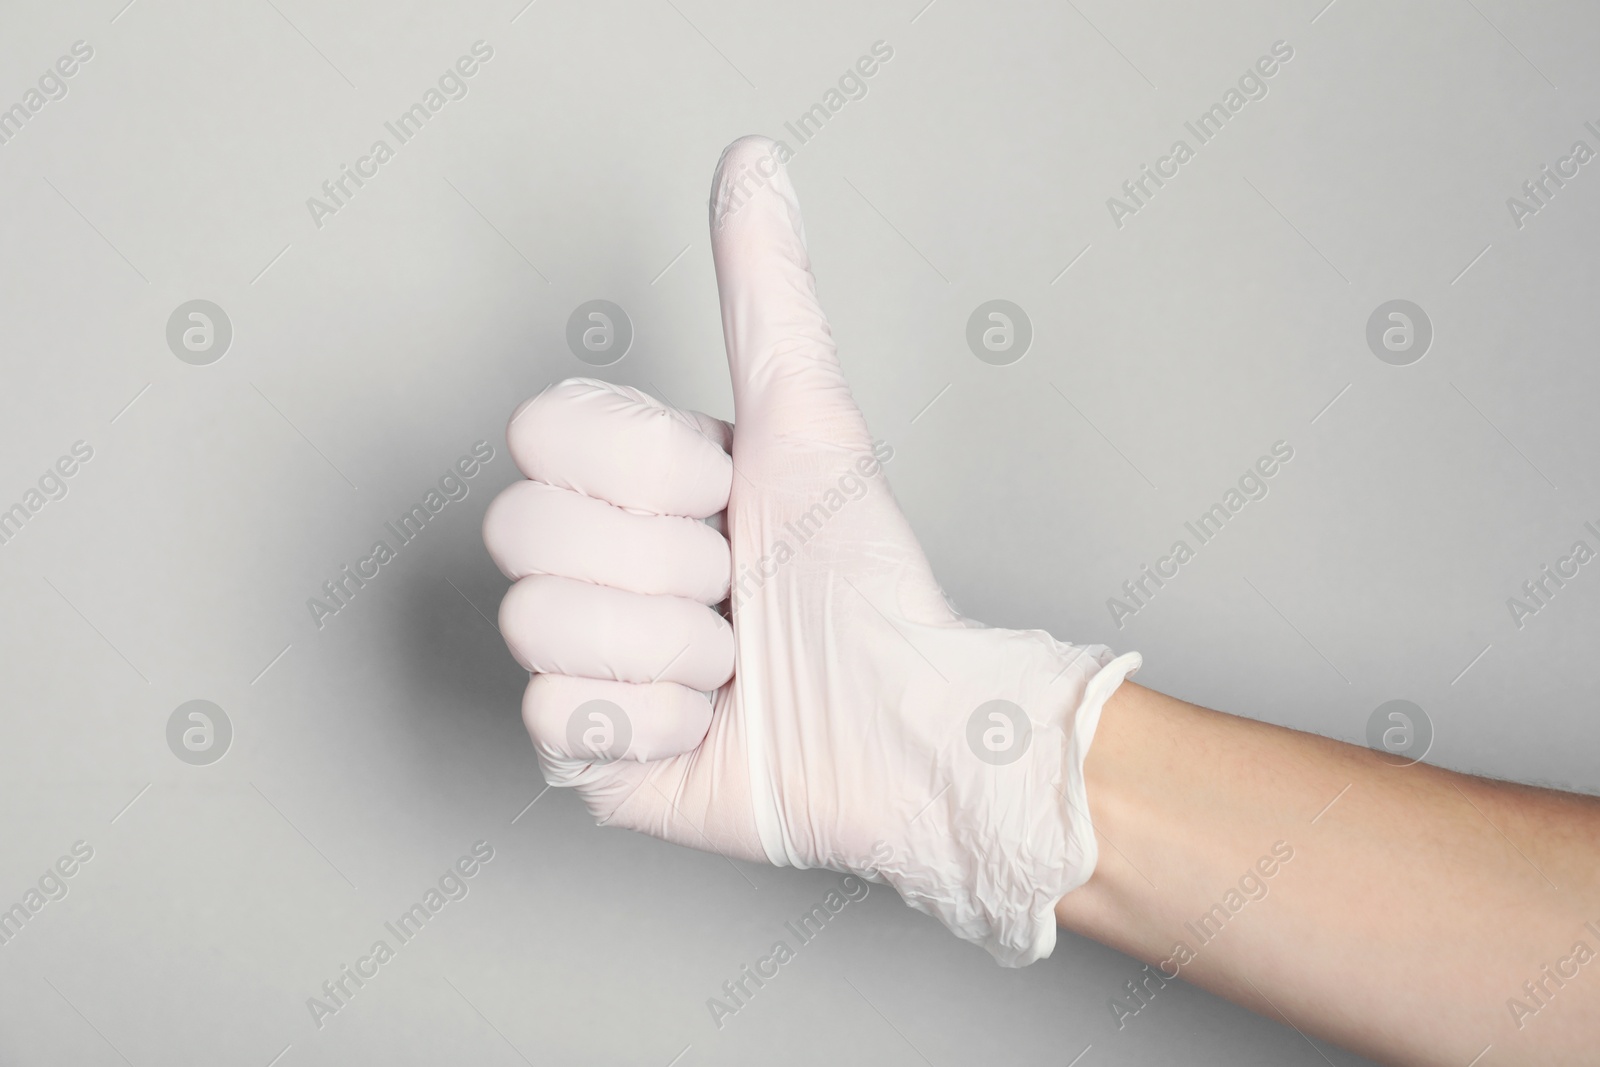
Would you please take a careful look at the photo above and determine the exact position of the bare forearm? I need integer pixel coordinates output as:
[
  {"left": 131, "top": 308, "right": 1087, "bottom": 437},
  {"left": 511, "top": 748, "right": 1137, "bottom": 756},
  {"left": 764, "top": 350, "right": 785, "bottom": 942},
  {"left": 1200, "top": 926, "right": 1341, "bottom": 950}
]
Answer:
[{"left": 1057, "top": 681, "right": 1600, "bottom": 1066}]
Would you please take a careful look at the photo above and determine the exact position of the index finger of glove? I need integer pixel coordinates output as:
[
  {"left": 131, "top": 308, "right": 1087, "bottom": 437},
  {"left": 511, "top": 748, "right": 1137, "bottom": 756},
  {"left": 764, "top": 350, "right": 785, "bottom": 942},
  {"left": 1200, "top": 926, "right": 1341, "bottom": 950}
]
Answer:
[{"left": 507, "top": 377, "right": 732, "bottom": 518}]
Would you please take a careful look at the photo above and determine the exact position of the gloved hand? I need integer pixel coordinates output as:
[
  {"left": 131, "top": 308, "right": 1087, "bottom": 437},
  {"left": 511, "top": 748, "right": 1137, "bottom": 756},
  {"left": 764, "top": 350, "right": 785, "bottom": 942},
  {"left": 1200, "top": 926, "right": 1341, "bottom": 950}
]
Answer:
[{"left": 482, "top": 135, "right": 1140, "bottom": 966}]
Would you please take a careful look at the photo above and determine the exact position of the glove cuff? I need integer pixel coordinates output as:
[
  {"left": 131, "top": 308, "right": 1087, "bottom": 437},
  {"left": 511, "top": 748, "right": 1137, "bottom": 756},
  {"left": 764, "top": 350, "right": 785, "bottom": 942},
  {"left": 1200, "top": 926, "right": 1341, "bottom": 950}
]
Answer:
[
  {"left": 1014, "top": 646, "right": 1141, "bottom": 965},
  {"left": 963, "top": 644, "right": 1142, "bottom": 967}
]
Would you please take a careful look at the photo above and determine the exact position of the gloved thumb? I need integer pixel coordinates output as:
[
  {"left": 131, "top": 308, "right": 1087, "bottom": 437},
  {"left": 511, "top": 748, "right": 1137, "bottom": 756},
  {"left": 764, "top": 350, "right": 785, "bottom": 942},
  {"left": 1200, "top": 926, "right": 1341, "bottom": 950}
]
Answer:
[{"left": 709, "top": 136, "right": 870, "bottom": 449}]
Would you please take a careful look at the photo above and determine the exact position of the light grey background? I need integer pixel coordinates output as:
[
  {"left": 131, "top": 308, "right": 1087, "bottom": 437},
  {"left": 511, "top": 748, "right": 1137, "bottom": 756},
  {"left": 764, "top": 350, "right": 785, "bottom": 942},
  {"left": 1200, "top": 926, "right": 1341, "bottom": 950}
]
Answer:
[{"left": 2, "top": 0, "right": 1596, "bottom": 1064}]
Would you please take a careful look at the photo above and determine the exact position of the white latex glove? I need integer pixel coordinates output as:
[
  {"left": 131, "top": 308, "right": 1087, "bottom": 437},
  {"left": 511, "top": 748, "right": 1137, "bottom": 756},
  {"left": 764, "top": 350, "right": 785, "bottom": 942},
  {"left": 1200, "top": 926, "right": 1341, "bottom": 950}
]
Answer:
[{"left": 482, "top": 136, "right": 1140, "bottom": 966}]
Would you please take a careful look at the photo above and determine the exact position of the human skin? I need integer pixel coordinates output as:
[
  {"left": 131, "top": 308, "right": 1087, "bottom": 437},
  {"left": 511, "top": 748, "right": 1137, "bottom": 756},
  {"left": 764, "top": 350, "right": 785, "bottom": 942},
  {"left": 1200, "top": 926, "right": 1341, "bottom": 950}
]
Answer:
[
  {"left": 1057, "top": 680, "right": 1600, "bottom": 1066},
  {"left": 488, "top": 135, "right": 1600, "bottom": 1064}
]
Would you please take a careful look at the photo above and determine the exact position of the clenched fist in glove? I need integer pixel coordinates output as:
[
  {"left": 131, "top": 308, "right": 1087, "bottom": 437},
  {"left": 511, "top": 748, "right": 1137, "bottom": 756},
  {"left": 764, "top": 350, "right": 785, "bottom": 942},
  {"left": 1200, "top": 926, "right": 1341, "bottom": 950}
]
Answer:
[{"left": 482, "top": 136, "right": 1139, "bottom": 966}]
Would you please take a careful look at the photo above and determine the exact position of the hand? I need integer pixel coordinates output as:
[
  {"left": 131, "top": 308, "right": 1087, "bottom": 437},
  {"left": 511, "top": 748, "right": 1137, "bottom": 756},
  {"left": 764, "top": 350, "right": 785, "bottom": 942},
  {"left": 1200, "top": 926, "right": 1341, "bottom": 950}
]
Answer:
[{"left": 482, "top": 136, "right": 1139, "bottom": 965}]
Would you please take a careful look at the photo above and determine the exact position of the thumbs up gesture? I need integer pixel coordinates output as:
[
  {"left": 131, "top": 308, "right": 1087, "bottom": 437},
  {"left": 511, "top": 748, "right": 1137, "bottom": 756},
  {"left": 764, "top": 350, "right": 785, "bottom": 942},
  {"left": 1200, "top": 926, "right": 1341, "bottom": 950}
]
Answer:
[{"left": 482, "top": 136, "right": 1139, "bottom": 966}]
